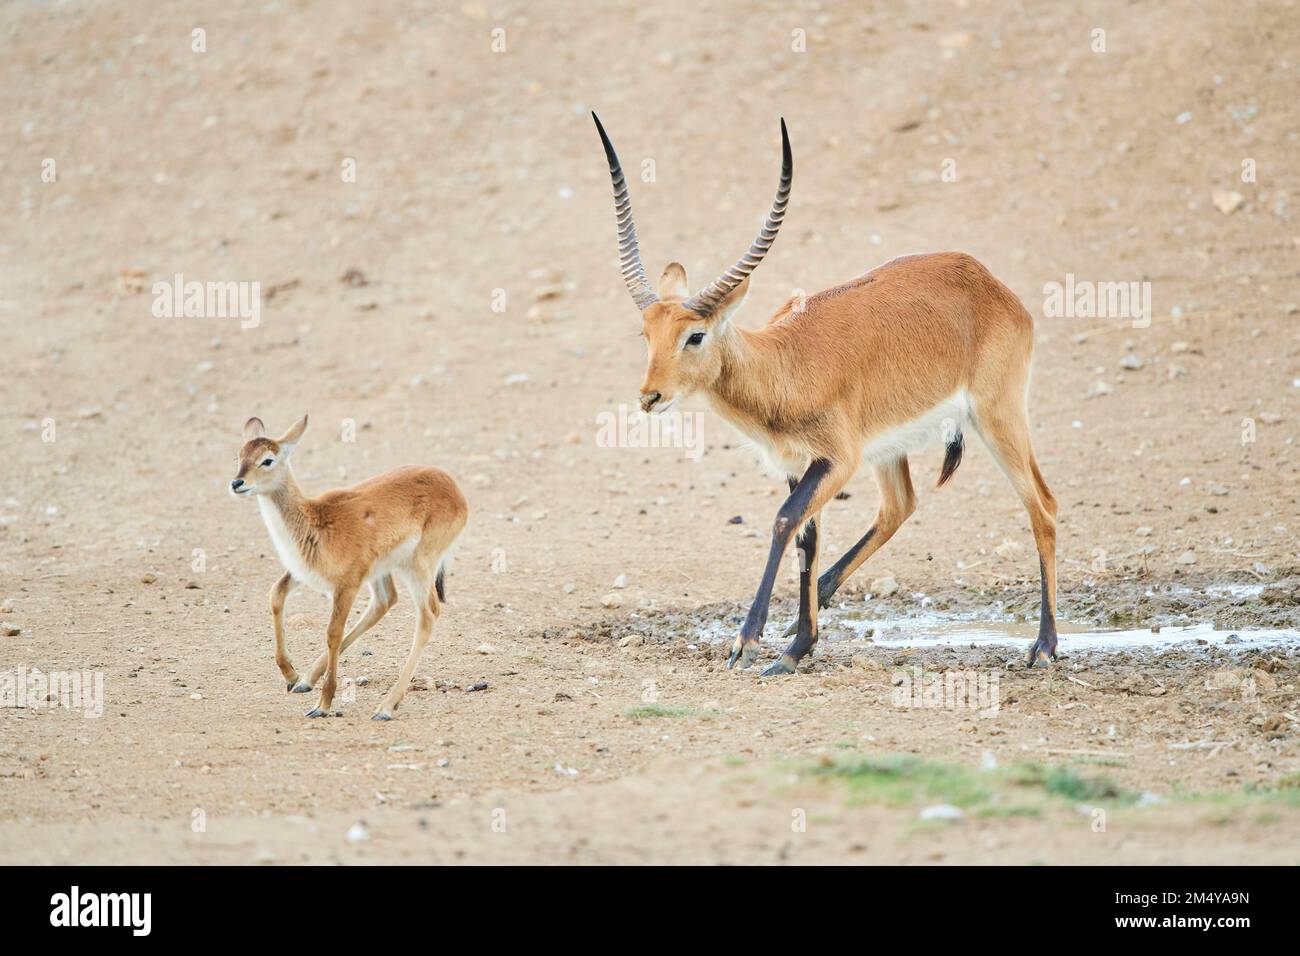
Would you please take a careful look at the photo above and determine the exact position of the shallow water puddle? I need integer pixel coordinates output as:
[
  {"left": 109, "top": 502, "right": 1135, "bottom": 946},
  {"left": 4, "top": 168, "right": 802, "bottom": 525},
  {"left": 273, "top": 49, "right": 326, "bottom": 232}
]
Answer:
[
  {"left": 1193, "top": 583, "right": 1268, "bottom": 599},
  {"left": 681, "top": 599, "right": 1298, "bottom": 655},
  {"left": 836, "top": 616, "right": 1299, "bottom": 653}
]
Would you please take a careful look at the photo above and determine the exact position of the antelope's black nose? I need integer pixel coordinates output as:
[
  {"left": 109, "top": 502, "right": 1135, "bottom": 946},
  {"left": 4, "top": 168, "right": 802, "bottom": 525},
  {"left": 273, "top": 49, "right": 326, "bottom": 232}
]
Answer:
[
  {"left": 640, "top": 391, "right": 662, "bottom": 413},
  {"left": 230, "top": 479, "right": 244, "bottom": 491}
]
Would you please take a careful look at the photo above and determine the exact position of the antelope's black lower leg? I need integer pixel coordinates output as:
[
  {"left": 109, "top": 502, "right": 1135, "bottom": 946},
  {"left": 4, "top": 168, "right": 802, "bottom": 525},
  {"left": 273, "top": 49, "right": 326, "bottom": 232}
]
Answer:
[
  {"left": 728, "top": 459, "right": 835, "bottom": 670},
  {"left": 761, "top": 503, "right": 820, "bottom": 676},
  {"left": 777, "top": 530, "right": 877, "bottom": 645},
  {"left": 967, "top": 397, "right": 1058, "bottom": 667},
  {"left": 815, "top": 526, "right": 876, "bottom": 608},
  {"left": 778, "top": 457, "right": 917, "bottom": 641},
  {"left": 1027, "top": 556, "right": 1059, "bottom": 667}
]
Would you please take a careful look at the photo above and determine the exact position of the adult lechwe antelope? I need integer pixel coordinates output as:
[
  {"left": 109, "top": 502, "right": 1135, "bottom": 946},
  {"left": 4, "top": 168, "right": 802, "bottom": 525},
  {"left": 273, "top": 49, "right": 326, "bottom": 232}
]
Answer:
[
  {"left": 229, "top": 415, "right": 468, "bottom": 719},
  {"left": 592, "top": 113, "right": 1059, "bottom": 675}
]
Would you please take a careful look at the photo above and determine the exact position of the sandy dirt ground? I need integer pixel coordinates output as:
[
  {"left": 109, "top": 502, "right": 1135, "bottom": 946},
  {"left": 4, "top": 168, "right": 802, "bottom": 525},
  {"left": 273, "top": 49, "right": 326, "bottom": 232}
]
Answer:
[{"left": 1, "top": 0, "right": 1298, "bottom": 864}]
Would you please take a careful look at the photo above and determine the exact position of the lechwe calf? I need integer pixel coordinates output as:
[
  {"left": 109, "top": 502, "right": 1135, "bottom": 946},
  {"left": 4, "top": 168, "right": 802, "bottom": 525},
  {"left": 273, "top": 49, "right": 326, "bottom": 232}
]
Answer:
[{"left": 229, "top": 415, "right": 467, "bottom": 720}]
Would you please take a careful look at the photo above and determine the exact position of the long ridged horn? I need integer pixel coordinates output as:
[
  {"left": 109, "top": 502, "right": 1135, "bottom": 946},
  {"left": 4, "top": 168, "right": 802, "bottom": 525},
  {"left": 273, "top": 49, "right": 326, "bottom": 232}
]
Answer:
[
  {"left": 683, "top": 118, "right": 792, "bottom": 317},
  {"left": 592, "top": 112, "right": 658, "bottom": 310}
]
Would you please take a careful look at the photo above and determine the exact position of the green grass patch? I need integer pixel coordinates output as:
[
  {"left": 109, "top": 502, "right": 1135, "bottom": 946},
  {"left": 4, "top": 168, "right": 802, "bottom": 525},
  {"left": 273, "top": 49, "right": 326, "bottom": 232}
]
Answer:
[
  {"left": 1009, "top": 763, "right": 1137, "bottom": 804},
  {"left": 1070, "top": 755, "right": 1131, "bottom": 769},
  {"left": 1175, "top": 777, "right": 1300, "bottom": 812},
  {"left": 800, "top": 752, "right": 1140, "bottom": 814},
  {"left": 624, "top": 704, "right": 700, "bottom": 719},
  {"left": 975, "top": 804, "right": 1044, "bottom": 819},
  {"left": 808, "top": 754, "right": 995, "bottom": 808},
  {"left": 798, "top": 752, "right": 1300, "bottom": 823}
]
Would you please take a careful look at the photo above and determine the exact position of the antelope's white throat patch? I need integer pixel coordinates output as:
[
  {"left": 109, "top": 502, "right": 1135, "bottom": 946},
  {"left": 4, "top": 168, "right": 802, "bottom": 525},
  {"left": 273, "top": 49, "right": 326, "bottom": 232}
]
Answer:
[{"left": 257, "top": 496, "right": 331, "bottom": 593}]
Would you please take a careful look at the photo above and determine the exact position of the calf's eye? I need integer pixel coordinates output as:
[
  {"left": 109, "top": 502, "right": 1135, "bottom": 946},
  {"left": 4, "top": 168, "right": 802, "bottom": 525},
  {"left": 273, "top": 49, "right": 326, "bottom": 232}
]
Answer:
[{"left": 686, "top": 332, "right": 706, "bottom": 347}]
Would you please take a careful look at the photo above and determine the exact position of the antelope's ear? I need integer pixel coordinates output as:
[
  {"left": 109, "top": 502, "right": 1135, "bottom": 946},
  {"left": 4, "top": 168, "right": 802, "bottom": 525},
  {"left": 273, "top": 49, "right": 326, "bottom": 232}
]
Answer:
[
  {"left": 277, "top": 414, "right": 309, "bottom": 452},
  {"left": 709, "top": 275, "right": 750, "bottom": 325},
  {"left": 658, "top": 262, "right": 689, "bottom": 300},
  {"left": 242, "top": 417, "right": 266, "bottom": 441}
]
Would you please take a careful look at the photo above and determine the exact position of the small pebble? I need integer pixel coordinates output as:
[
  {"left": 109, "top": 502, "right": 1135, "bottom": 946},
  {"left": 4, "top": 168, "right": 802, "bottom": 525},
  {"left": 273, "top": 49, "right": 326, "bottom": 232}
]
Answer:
[
  {"left": 920, "top": 804, "right": 963, "bottom": 821},
  {"left": 870, "top": 576, "right": 899, "bottom": 598}
]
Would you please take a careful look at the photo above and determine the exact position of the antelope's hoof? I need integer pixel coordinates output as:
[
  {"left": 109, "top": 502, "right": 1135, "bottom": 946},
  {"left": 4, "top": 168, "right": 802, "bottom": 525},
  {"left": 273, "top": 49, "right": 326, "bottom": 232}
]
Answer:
[
  {"left": 285, "top": 678, "right": 298, "bottom": 693},
  {"left": 760, "top": 655, "right": 799, "bottom": 677},
  {"left": 305, "top": 708, "right": 330, "bottom": 718},
  {"left": 1026, "top": 637, "right": 1058, "bottom": 669},
  {"left": 290, "top": 679, "right": 313, "bottom": 693},
  {"left": 727, "top": 640, "right": 761, "bottom": 670},
  {"left": 371, "top": 710, "right": 393, "bottom": 722}
]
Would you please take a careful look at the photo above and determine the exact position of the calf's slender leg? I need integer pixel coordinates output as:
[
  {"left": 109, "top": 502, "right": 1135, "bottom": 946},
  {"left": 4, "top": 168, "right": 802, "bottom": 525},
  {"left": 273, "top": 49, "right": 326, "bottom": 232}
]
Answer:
[
  {"left": 294, "top": 575, "right": 397, "bottom": 692},
  {"left": 307, "top": 583, "right": 359, "bottom": 717},
  {"left": 270, "top": 572, "right": 300, "bottom": 690},
  {"left": 374, "top": 572, "right": 441, "bottom": 720}
]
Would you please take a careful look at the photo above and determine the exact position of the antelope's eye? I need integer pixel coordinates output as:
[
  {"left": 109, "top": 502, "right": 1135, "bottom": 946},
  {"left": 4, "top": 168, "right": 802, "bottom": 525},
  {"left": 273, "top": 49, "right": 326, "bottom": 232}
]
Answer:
[
  {"left": 685, "top": 332, "right": 706, "bottom": 348},
  {"left": 261, "top": 458, "right": 274, "bottom": 467}
]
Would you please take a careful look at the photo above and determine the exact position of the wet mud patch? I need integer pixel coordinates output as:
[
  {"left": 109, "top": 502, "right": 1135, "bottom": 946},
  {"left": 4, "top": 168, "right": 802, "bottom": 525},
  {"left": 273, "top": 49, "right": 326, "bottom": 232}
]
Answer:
[
  {"left": 586, "top": 570, "right": 1300, "bottom": 678},
  {"left": 576, "top": 572, "right": 1300, "bottom": 756}
]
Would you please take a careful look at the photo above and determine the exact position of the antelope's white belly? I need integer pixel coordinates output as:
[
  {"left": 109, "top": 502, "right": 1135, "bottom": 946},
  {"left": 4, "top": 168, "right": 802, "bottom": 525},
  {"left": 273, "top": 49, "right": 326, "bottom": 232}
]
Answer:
[
  {"left": 861, "top": 391, "right": 970, "bottom": 465},
  {"left": 710, "top": 390, "right": 972, "bottom": 479},
  {"left": 257, "top": 497, "right": 333, "bottom": 593},
  {"left": 366, "top": 534, "right": 420, "bottom": 584}
]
